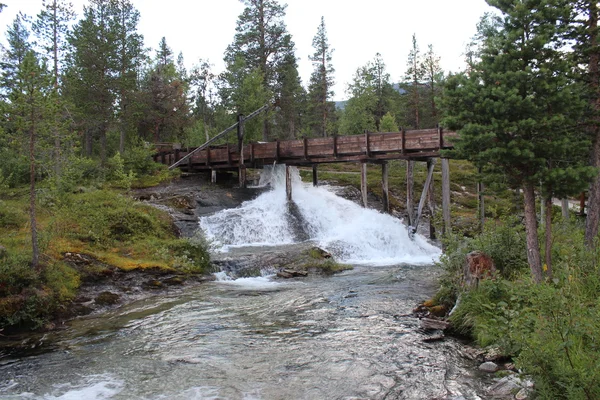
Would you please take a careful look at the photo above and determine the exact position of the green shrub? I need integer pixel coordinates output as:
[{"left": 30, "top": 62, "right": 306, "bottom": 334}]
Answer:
[
  {"left": 0, "top": 200, "right": 26, "bottom": 228},
  {"left": 165, "top": 234, "right": 211, "bottom": 274}
]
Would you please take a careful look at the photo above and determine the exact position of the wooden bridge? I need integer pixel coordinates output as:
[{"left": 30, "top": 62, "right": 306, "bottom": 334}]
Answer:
[
  {"left": 155, "top": 127, "right": 457, "bottom": 237},
  {"left": 154, "top": 106, "right": 458, "bottom": 236}
]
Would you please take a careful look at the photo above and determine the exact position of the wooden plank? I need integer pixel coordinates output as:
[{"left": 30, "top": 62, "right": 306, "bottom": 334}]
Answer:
[
  {"left": 361, "top": 162, "right": 368, "bottom": 208},
  {"left": 438, "top": 126, "right": 444, "bottom": 149},
  {"left": 276, "top": 139, "right": 280, "bottom": 162},
  {"left": 312, "top": 164, "right": 318, "bottom": 187},
  {"left": 382, "top": 162, "right": 389, "bottom": 214},
  {"left": 303, "top": 137, "right": 308, "bottom": 160},
  {"left": 333, "top": 135, "right": 338, "bottom": 158},
  {"left": 442, "top": 158, "right": 451, "bottom": 235},
  {"left": 365, "top": 130, "right": 371, "bottom": 157}
]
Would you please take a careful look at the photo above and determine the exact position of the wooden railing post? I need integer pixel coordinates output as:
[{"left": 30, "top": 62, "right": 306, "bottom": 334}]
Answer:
[{"left": 237, "top": 114, "right": 246, "bottom": 188}]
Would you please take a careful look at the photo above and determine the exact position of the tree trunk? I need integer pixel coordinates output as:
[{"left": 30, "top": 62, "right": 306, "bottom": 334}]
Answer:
[
  {"left": 100, "top": 123, "right": 107, "bottom": 166},
  {"left": 29, "top": 121, "right": 39, "bottom": 269},
  {"left": 523, "top": 182, "right": 544, "bottom": 283},
  {"left": 585, "top": 1, "right": 600, "bottom": 247},
  {"left": 544, "top": 196, "right": 553, "bottom": 280}
]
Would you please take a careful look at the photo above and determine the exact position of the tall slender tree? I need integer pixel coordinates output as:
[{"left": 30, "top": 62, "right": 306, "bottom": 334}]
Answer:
[
  {"left": 10, "top": 51, "right": 53, "bottom": 269},
  {"left": 422, "top": 44, "right": 443, "bottom": 126},
  {"left": 442, "top": 0, "right": 593, "bottom": 283},
  {"left": 404, "top": 34, "right": 425, "bottom": 129},
  {"left": 110, "top": 0, "right": 144, "bottom": 154},
  {"left": 307, "top": 16, "right": 335, "bottom": 137},
  {"left": 1, "top": 13, "right": 32, "bottom": 97}
]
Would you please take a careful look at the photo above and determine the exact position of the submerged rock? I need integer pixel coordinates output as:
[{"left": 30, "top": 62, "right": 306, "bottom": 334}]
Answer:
[{"left": 94, "top": 291, "right": 120, "bottom": 306}]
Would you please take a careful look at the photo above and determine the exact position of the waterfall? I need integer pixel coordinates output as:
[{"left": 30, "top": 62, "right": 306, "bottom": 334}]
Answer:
[{"left": 199, "top": 165, "right": 440, "bottom": 265}]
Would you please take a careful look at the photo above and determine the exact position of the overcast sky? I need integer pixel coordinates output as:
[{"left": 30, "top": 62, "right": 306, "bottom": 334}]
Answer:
[{"left": 1, "top": 0, "right": 494, "bottom": 101}]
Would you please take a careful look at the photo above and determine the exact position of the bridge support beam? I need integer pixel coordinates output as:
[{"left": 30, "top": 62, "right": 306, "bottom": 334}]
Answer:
[
  {"left": 211, "top": 169, "right": 217, "bottom": 184},
  {"left": 441, "top": 158, "right": 451, "bottom": 235},
  {"left": 412, "top": 159, "right": 436, "bottom": 236},
  {"left": 406, "top": 160, "right": 415, "bottom": 225},
  {"left": 382, "top": 162, "right": 390, "bottom": 214},
  {"left": 361, "top": 162, "right": 368, "bottom": 208},
  {"left": 239, "top": 166, "right": 246, "bottom": 188},
  {"left": 427, "top": 159, "right": 436, "bottom": 239},
  {"left": 286, "top": 165, "right": 292, "bottom": 201},
  {"left": 312, "top": 164, "right": 318, "bottom": 187}
]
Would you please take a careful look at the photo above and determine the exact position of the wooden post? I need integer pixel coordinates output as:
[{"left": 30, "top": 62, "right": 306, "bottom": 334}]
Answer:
[
  {"left": 364, "top": 130, "right": 371, "bottom": 158},
  {"left": 239, "top": 166, "right": 246, "bottom": 188},
  {"left": 441, "top": 158, "right": 451, "bottom": 235},
  {"left": 312, "top": 164, "right": 318, "bottom": 187},
  {"left": 477, "top": 166, "right": 485, "bottom": 231},
  {"left": 427, "top": 158, "right": 436, "bottom": 239},
  {"left": 382, "top": 162, "right": 390, "bottom": 214},
  {"left": 211, "top": 169, "right": 217, "bottom": 184},
  {"left": 237, "top": 114, "right": 245, "bottom": 188},
  {"left": 561, "top": 198, "right": 570, "bottom": 220},
  {"left": 286, "top": 165, "right": 292, "bottom": 201},
  {"left": 406, "top": 160, "right": 415, "bottom": 226},
  {"left": 361, "top": 162, "right": 368, "bottom": 208},
  {"left": 174, "top": 149, "right": 180, "bottom": 163},
  {"left": 412, "top": 159, "right": 436, "bottom": 236}
]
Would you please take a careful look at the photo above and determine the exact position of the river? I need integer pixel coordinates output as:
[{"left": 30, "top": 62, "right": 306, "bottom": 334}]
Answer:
[{"left": 0, "top": 167, "right": 489, "bottom": 399}]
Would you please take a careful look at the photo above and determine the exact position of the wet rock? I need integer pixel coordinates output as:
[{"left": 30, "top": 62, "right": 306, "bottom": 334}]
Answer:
[
  {"left": 163, "top": 276, "right": 185, "bottom": 286},
  {"left": 486, "top": 375, "right": 522, "bottom": 397},
  {"left": 422, "top": 330, "right": 445, "bottom": 342},
  {"left": 94, "top": 291, "right": 120, "bottom": 306},
  {"left": 479, "top": 361, "right": 499, "bottom": 373},
  {"left": 420, "top": 318, "right": 450, "bottom": 331},
  {"left": 464, "top": 251, "right": 496, "bottom": 287},
  {"left": 143, "top": 280, "right": 164, "bottom": 289},
  {"left": 277, "top": 271, "right": 293, "bottom": 279}
]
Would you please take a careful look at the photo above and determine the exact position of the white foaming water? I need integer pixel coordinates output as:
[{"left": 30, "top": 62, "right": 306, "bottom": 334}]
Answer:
[
  {"left": 200, "top": 165, "right": 440, "bottom": 265},
  {"left": 214, "top": 271, "right": 283, "bottom": 289},
  {"left": 14, "top": 375, "right": 124, "bottom": 400}
]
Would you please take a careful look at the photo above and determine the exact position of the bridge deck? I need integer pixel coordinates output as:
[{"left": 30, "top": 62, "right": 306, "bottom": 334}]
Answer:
[{"left": 154, "top": 128, "right": 456, "bottom": 171}]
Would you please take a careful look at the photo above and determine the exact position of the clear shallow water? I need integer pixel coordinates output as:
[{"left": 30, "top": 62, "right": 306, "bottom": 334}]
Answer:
[{"left": 0, "top": 264, "right": 486, "bottom": 400}]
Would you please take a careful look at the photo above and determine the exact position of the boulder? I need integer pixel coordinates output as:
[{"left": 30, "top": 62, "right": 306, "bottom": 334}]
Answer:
[
  {"left": 479, "top": 361, "right": 499, "bottom": 373},
  {"left": 95, "top": 291, "right": 120, "bottom": 306},
  {"left": 486, "top": 375, "right": 523, "bottom": 398},
  {"left": 464, "top": 251, "right": 496, "bottom": 287}
]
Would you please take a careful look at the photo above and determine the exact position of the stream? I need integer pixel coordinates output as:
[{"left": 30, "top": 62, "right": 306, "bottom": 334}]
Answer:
[{"left": 0, "top": 167, "right": 490, "bottom": 399}]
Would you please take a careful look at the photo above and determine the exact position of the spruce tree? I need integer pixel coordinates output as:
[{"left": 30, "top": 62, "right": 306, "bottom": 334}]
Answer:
[
  {"left": 1, "top": 13, "right": 33, "bottom": 98},
  {"left": 442, "top": 0, "right": 593, "bottom": 283},
  {"left": 307, "top": 16, "right": 335, "bottom": 137},
  {"left": 403, "top": 34, "right": 425, "bottom": 129}
]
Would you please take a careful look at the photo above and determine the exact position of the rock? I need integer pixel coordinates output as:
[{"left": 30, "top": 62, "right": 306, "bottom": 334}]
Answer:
[
  {"left": 422, "top": 330, "right": 445, "bottom": 342},
  {"left": 464, "top": 251, "right": 496, "bottom": 287},
  {"left": 277, "top": 271, "right": 293, "bottom": 279},
  {"left": 479, "top": 361, "right": 499, "bottom": 373},
  {"left": 487, "top": 375, "right": 522, "bottom": 397},
  {"left": 504, "top": 363, "right": 516, "bottom": 371},
  {"left": 94, "top": 291, "right": 120, "bottom": 306},
  {"left": 420, "top": 318, "right": 450, "bottom": 331},
  {"left": 163, "top": 276, "right": 185, "bottom": 286},
  {"left": 484, "top": 346, "right": 508, "bottom": 362},
  {"left": 515, "top": 388, "right": 530, "bottom": 400},
  {"left": 143, "top": 280, "right": 163, "bottom": 289}
]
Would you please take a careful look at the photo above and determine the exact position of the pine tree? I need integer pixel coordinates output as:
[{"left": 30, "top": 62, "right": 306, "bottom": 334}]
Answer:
[
  {"left": 422, "top": 44, "right": 443, "bottom": 127},
  {"left": 33, "top": 0, "right": 76, "bottom": 177},
  {"left": 138, "top": 38, "right": 190, "bottom": 143},
  {"left": 404, "top": 34, "right": 425, "bottom": 129},
  {"left": 1, "top": 13, "right": 33, "bottom": 98},
  {"left": 65, "top": 0, "right": 117, "bottom": 163},
  {"left": 442, "top": 0, "right": 593, "bottom": 283},
  {"left": 307, "top": 16, "right": 334, "bottom": 137},
  {"left": 110, "top": 0, "right": 144, "bottom": 154},
  {"left": 225, "top": 0, "right": 297, "bottom": 140},
  {"left": 10, "top": 51, "right": 53, "bottom": 269}
]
